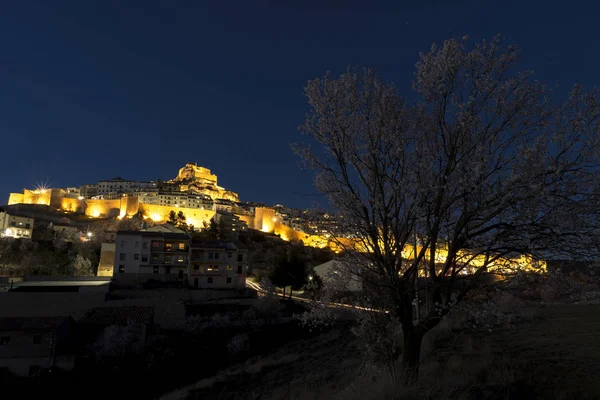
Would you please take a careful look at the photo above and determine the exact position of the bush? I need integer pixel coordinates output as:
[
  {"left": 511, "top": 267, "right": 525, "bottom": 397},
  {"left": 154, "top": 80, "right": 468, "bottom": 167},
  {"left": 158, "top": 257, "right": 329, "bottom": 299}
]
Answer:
[
  {"left": 242, "top": 308, "right": 257, "bottom": 321},
  {"left": 227, "top": 333, "right": 250, "bottom": 355},
  {"left": 185, "top": 313, "right": 237, "bottom": 334}
]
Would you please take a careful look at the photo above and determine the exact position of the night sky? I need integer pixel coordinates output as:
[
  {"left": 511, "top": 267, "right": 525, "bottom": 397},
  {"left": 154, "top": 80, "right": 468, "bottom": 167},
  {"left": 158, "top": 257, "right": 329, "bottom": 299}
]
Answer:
[{"left": 1, "top": 1, "right": 597, "bottom": 209}]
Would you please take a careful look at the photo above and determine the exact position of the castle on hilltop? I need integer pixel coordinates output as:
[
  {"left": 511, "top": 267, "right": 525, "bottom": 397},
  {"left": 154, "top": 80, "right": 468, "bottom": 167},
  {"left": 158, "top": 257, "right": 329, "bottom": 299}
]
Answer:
[
  {"left": 6, "top": 163, "right": 340, "bottom": 251},
  {"left": 166, "top": 163, "right": 239, "bottom": 202},
  {"left": 7, "top": 163, "right": 240, "bottom": 228}
]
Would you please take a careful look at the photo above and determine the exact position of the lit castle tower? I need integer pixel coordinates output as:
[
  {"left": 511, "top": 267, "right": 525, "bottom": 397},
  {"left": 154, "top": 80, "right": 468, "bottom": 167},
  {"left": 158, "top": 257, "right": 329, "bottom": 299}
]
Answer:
[{"left": 168, "top": 163, "right": 239, "bottom": 202}]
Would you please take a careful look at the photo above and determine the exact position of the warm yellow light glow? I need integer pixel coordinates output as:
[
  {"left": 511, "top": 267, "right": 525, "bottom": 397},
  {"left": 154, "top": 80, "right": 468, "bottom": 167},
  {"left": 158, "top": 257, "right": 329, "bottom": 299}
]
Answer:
[
  {"left": 78, "top": 196, "right": 84, "bottom": 200},
  {"left": 151, "top": 213, "right": 162, "bottom": 222},
  {"left": 4, "top": 228, "right": 12, "bottom": 236},
  {"left": 92, "top": 211, "right": 100, "bottom": 218}
]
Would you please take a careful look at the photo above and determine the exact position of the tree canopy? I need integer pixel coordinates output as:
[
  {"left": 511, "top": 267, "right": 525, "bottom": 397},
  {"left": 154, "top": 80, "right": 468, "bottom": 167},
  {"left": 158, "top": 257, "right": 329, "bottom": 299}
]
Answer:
[{"left": 295, "top": 35, "right": 600, "bottom": 381}]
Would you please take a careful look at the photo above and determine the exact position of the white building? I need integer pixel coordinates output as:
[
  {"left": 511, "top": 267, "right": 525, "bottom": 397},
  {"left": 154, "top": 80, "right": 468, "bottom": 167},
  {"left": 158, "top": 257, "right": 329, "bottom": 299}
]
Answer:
[
  {"left": 0, "top": 212, "right": 34, "bottom": 239},
  {"left": 139, "top": 192, "right": 213, "bottom": 209},
  {"left": 97, "top": 178, "right": 139, "bottom": 196},
  {"left": 313, "top": 260, "right": 363, "bottom": 292},
  {"left": 188, "top": 239, "right": 247, "bottom": 289},
  {"left": 113, "top": 228, "right": 190, "bottom": 283}
]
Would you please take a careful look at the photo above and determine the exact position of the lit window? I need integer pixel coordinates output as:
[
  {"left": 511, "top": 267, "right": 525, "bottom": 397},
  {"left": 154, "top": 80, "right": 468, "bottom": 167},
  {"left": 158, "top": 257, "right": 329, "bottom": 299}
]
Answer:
[
  {"left": 178, "top": 243, "right": 185, "bottom": 250},
  {"left": 118, "top": 265, "right": 125, "bottom": 273}
]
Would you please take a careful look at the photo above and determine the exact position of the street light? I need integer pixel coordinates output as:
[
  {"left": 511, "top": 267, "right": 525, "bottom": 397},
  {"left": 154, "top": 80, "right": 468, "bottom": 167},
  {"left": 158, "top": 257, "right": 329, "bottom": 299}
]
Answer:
[{"left": 87, "top": 232, "right": 93, "bottom": 238}]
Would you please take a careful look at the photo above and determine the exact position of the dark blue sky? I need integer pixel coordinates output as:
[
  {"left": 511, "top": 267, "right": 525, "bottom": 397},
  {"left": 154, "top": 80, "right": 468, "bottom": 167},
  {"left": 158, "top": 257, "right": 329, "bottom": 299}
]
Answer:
[{"left": 1, "top": 1, "right": 597, "bottom": 209}]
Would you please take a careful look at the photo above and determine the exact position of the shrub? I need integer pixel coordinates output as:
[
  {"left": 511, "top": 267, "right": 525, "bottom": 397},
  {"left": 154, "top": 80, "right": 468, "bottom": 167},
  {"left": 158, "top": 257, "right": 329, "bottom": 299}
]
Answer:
[{"left": 227, "top": 333, "right": 250, "bottom": 355}]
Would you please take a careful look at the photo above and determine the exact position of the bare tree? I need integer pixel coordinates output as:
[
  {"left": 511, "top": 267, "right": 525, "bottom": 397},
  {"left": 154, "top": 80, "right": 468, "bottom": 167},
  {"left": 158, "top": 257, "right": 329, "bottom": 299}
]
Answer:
[
  {"left": 72, "top": 254, "right": 93, "bottom": 276},
  {"left": 295, "top": 35, "right": 600, "bottom": 382}
]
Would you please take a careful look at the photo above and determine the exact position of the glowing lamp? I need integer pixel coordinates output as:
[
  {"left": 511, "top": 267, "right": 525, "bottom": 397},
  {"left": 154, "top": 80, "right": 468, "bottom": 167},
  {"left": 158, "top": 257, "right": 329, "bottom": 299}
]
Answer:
[{"left": 150, "top": 213, "right": 162, "bottom": 222}]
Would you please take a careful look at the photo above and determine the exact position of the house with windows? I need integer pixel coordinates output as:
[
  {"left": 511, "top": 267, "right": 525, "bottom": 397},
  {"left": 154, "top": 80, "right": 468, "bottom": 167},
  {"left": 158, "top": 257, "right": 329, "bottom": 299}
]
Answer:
[
  {"left": 0, "top": 316, "right": 77, "bottom": 376},
  {"left": 0, "top": 211, "right": 34, "bottom": 239},
  {"left": 112, "top": 228, "right": 190, "bottom": 284},
  {"left": 188, "top": 239, "right": 248, "bottom": 289}
]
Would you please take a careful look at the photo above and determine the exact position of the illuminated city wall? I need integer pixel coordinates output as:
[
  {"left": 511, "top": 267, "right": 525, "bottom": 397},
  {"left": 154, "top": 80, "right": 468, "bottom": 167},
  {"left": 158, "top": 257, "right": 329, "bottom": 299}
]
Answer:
[
  {"left": 237, "top": 214, "right": 254, "bottom": 230},
  {"left": 139, "top": 203, "right": 216, "bottom": 227},
  {"left": 60, "top": 197, "right": 84, "bottom": 212},
  {"left": 7, "top": 193, "right": 23, "bottom": 205},
  {"left": 255, "top": 207, "right": 275, "bottom": 232},
  {"left": 272, "top": 222, "right": 348, "bottom": 251},
  {"left": 22, "top": 189, "right": 51, "bottom": 206},
  {"left": 49, "top": 189, "right": 64, "bottom": 208},
  {"left": 85, "top": 199, "right": 121, "bottom": 218},
  {"left": 120, "top": 196, "right": 140, "bottom": 217},
  {"left": 254, "top": 208, "right": 264, "bottom": 230}
]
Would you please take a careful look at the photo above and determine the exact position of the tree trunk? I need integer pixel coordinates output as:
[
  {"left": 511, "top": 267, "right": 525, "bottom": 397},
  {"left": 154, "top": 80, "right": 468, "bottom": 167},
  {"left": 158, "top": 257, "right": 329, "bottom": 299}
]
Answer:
[
  {"left": 282, "top": 287, "right": 286, "bottom": 298},
  {"left": 401, "top": 330, "right": 423, "bottom": 384}
]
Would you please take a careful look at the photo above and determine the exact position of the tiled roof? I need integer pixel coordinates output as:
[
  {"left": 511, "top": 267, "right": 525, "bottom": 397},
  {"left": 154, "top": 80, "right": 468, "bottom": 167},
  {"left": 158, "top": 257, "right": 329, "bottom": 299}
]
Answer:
[
  {"left": 0, "top": 316, "right": 70, "bottom": 331},
  {"left": 78, "top": 306, "right": 155, "bottom": 326},
  {"left": 116, "top": 230, "right": 189, "bottom": 240},
  {"left": 190, "top": 239, "right": 239, "bottom": 250}
]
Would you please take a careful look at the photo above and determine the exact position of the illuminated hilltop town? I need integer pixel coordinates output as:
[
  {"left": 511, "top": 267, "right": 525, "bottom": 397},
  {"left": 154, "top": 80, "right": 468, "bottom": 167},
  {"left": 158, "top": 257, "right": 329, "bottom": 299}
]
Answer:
[
  {"left": 7, "top": 163, "right": 339, "bottom": 249},
  {"left": 6, "top": 163, "right": 546, "bottom": 279}
]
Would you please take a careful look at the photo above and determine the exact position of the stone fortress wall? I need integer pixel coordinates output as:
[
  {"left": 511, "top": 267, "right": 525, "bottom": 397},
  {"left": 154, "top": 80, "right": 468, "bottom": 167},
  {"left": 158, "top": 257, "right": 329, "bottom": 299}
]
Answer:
[{"left": 5, "top": 164, "right": 344, "bottom": 251}]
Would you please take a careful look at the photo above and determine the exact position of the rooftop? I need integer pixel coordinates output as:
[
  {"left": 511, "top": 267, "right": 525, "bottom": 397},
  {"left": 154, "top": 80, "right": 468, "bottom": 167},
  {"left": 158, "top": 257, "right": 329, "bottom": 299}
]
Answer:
[
  {"left": 190, "top": 238, "right": 238, "bottom": 250},
  {"left": 116, "top": 230, "right": 189, "bottom": 240},
  {"left": 79, "top": 305, "right": 155, "bottom": 326},
  {"left": 0, "top": 316, "right": 71, "bottom": 331}
]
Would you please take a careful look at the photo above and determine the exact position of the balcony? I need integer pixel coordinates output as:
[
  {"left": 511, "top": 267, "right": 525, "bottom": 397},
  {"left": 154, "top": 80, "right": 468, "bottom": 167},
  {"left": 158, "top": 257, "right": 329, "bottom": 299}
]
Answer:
[
  {"left": 164, "top": 242, "right": 189, "bottom": 253},
  {"left": 164, "top": 256, "right": 187, "bottom": 265}
]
